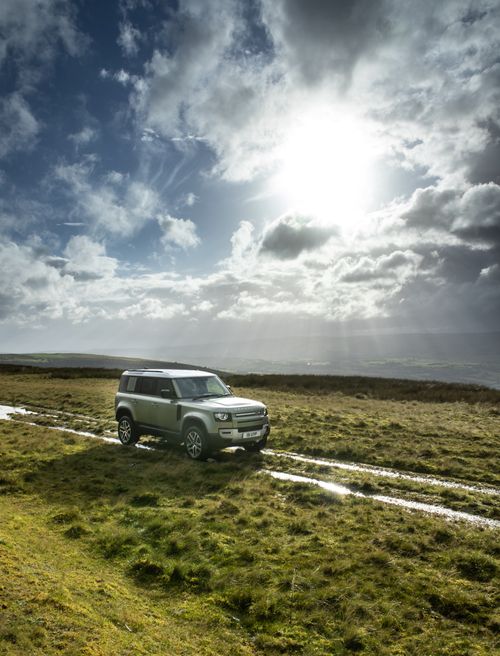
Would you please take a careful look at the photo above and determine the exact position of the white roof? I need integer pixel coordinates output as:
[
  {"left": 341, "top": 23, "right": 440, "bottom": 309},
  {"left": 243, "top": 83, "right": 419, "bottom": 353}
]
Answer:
[{"left": 122, "top": 369, "right": 215, "bottom": 378}]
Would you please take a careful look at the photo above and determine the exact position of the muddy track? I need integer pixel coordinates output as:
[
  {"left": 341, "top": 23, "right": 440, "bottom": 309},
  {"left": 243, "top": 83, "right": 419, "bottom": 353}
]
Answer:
[{"left": 2, "top": 404, "right": 499, "bottom": 528}]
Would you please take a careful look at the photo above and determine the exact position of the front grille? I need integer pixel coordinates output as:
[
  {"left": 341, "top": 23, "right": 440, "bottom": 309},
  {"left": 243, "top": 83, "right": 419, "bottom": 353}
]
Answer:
[
  {"left": 235, "top": 410, "right": 265, "bottom": 419},
  {"left": 237, "top": 423, "right": 264, "bottom": 433}
]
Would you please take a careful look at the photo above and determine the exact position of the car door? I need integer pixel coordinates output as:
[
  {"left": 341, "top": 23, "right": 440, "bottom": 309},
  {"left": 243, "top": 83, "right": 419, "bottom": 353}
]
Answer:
[
  {"left": 150, "top": 378, "right": 180, "bottom": 438},
  {"left": 133, "top": 376, "right": 160, "bottom": 428}
]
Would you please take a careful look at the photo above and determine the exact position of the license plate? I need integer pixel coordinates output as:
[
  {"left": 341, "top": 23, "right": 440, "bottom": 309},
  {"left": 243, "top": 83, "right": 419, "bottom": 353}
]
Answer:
[{"left": 243, "top": 430, "right": 259, "bottom": 439}]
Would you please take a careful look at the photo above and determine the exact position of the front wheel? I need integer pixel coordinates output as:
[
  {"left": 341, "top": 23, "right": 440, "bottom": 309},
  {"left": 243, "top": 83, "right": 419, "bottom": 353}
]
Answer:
[
  {"left": 244, "top": 436, "right": 268, "bottom": 453},
  {"left": 184, "top": 424, "right": 210, "bottom": 460},
  {"left": 118, "top": 415, "right": 139, "bottom": 446}
]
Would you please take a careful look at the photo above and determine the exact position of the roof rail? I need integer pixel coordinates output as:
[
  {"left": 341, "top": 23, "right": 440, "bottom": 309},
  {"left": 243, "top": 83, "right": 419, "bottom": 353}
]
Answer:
[{"left": 125, "top": 368, "right": 166, "bottom": 373}]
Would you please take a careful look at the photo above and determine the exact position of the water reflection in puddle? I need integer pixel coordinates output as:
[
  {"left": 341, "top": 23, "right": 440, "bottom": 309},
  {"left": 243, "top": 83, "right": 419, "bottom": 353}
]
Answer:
[
  {"left": 0, "top": 404, "right": 154, "bottom": 450},
  {"left": 0, "top": 404, "right": 34, "bottom": 420},
  {"left": 264, "top": 470, "right": 500, "bottom": 528},
  {"left": 264, "top": 450, "right": 500, "bottom": 497},
  {"left": 2, "top": 403, "right": 499, "bottom": 525}
]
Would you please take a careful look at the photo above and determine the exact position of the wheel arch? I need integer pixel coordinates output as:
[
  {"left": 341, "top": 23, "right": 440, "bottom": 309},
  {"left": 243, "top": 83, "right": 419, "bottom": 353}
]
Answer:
[
  {"left": 116, "top": 405, "right": 135, "bottom": 422},
  {"left": 181, "top": 414, "right": 209, "bottom": 437}
]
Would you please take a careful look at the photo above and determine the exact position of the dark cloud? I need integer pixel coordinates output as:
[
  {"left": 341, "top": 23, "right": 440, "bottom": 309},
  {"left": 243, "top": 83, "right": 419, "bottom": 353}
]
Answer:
[
  {"left": 260, "top": 213, "right": 337, "bottom": 259},
  {"left": 467, "top": 119, "right": 500, "bottom": 186},
  {"left": 452, "top": 183, "right": 500, "bottom": 247},
  {"left": 402, "top": 187, "right": 457, "bottom": 230},
  {"left": 262, "top": 0, "right": 390, "bottom": 85},
  {"left": 339, "top": 250, "right": 418, "bottom": 283},
  {"left": 417, "top": 244, "right": 494, "bottom": 284}
]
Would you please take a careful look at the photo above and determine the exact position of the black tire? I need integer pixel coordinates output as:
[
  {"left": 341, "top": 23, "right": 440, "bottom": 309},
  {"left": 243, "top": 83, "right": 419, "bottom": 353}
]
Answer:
[
  {"left": 244, "top": 436, "right": 268, "bottom": 453},
  {"left": 184, "top": 423, "right": 210, "bottom": 460},
  {"left": 118, "top": 415, "right": 139, "bottom": 446}
]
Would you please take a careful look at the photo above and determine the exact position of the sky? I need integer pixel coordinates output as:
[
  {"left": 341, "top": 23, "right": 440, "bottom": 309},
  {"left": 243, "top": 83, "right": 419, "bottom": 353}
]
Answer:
[{"left": 1, "top": 0, "right": 500, "bottom": 357}]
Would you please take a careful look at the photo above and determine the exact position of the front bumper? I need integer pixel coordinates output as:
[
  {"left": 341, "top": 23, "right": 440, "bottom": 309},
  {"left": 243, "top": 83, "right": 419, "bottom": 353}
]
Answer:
[{"left": 213, "top": 422, "right": 270, "bottom": 445}]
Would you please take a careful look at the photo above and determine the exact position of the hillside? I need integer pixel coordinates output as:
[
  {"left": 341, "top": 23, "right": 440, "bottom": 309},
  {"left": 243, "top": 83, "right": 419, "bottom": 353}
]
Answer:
[{"left": 0, "top": 365, "right": 498, "bottom": 655}]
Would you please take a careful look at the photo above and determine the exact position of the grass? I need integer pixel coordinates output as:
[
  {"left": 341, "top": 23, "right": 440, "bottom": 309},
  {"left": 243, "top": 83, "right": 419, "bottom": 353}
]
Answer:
[
  {"left": 1, "top": 370, "right": 499, "bottom": 484},
  {"left": 0, "top": 368, "right": 499, "bottom": 654}
]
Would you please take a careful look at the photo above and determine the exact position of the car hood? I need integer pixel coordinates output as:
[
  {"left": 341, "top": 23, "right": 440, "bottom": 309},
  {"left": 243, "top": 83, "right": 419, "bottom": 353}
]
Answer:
[{"left": 198, "top": 396, "right": 265, "bottom": 412}]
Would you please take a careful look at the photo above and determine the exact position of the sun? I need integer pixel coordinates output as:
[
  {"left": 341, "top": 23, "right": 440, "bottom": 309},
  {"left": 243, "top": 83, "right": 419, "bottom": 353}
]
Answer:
[{"left": 273, "top": 108, "right": 376, "bottom": 229}]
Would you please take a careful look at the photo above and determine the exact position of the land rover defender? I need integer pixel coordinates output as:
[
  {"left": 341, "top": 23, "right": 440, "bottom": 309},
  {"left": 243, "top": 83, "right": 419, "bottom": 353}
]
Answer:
[{"left": 115, "top": 369, "right": 270, "bottom": 459}]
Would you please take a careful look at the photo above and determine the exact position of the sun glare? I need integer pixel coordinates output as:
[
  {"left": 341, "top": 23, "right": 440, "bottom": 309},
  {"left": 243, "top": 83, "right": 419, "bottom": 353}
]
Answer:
[{"left": 274, "top": 109, "right": 375, "bottom": 229}]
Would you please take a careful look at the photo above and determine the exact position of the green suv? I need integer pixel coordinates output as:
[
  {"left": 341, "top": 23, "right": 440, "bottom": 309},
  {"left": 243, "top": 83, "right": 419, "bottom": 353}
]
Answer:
[{"left": 115, "top": 369, "right": 270, "bottom": 459}]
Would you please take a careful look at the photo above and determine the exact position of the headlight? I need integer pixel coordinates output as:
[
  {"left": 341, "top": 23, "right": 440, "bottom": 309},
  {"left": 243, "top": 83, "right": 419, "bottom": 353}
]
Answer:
[{"left": 214, "top": 412, "right": 231, "bottom": 421}]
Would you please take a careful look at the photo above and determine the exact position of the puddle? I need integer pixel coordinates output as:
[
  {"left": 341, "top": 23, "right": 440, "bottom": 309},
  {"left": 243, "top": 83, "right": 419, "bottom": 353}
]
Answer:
[
  {"left": 0, "top": 405, "right": 154, "bottom": 451},
  {"left": 265, "top": 470, "right": 359, "bottom": 496},
  {"left": 264, "top": 470, "right": 500, "bottom": 528},
  {"left": 0, "top": 404, "right": 34, "bottom": 420},
  {"left": 264, "top": 449, "right": 500, "bottom": 497},
  {"left": 2, "top": 404, "right": 499, "bottom": 520}
]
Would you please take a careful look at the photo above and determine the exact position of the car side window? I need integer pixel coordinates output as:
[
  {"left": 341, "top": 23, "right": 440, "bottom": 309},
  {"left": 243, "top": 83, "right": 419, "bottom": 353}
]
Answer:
[
  {"left": 136, "top": 377, "right": 159, "bottom": 396},
  {"left": 126, "top": 376, "right": 138, "bottom": 392},
  {"left": 158, "top": 379, "right": 175, "bottom": 397}
]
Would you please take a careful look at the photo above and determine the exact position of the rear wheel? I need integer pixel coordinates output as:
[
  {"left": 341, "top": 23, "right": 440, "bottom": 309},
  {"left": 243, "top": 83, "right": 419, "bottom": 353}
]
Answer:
[
  {"left": 118, "top": 415, "right": 139, "bottom": 446},
  {"left": 184, "top": 424, "right": 210, "bottom": 460},
  {"left": 244, "top": 435, "right": 268, "bottom": 452}
]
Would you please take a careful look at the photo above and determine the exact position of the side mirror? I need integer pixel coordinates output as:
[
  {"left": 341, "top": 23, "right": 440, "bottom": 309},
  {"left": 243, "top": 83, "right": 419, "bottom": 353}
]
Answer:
[{"left": 160, "top": 389, "right": 175, "bottom": 399}]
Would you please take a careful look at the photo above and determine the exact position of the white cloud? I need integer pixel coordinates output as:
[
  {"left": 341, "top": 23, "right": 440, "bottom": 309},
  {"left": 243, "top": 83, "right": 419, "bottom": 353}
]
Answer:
[
  {"left": 117, "top": 21, "right": 141, "bottom": 56},
  {"left": 63, "top": 236, "right": 118, "bottom": 280},
  {"left": 117, "top": 298, "right": 186, "bottom": 320},
  {"left": 115, "top": 69, "right": 132, "bottom": 85},
  {"left": 0, "top": 0, "right": 85, "bottom": 70},
  {"left": 182, "top": 192, "right": 198, "bottom": 207},
  {"left": 68, "top": 126, "right": 97, "bottom": 146},
  {"left": 129, "top": 0, "right": 500, "bottom": 195},
  {"left": 55, "top": 159, "right": 160, "bottom": 236},
  {"left": 158, "top": 213, "right": 201, "bottom": 250},
  {"left": 0, "top": 93, "right": 39, "bottom": 157},
  {"left": 0, "top": 0, "right": 86, "bottom": 157}
]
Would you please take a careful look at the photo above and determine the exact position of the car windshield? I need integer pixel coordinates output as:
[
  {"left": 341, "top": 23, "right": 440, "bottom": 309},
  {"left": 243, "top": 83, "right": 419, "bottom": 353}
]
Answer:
[{"left": 173, "top": 375, "right": 230, "bottom": 399}]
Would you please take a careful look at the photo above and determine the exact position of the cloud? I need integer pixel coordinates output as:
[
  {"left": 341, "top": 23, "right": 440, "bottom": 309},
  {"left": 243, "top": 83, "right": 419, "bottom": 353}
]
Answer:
[
  {"left": 68, "top": 126, "right": 98, "bottom": 146},
  {"left": 338, "top": 250, "right": 422, "bottom": 284},
  {"left": 0, "top": 0, "right": 85, "bottom": 71},
  {"left": 452, "top": 183, "right": 500, "bottom": 245},
  {"left": 54, "top": 158, "right": 160, "bottom": 236},
  {"left": 0, "top": 93, "right": 39, "bottom": 157},
  {"left": 260, "top": 213, "right": 337, "bottom": 259},
  {"left": 261, "top": 0, "right": 389, "bottom": 87},
  {"left": 0, "top": 0, "right": 86, "bottom": 157},
  {"left": 129, "top": 0, "right": 500, "bottom": 193},
  {"left": 158, "top": 214, "right": 201, "bottom": 250},
  {"left": 0, "top": 239, "right": 71, "bottom": 322},
  {"left": 401, "top": 187, "right": 458, "bottom": 231},
  {"left": 63, "top": 236, "right": 118, "bottom": 280},
  {"left": 402, "top": 182, "right": 500, "bottom": 248},
  {"left": 117, "top": 298, "right": 186, "bottom": 320},
  {"left": 117, "top": 20, "right": 141, "bottom": 56},
  {"left": 181, "top": 192, "right": 198, "bottom": 207}
]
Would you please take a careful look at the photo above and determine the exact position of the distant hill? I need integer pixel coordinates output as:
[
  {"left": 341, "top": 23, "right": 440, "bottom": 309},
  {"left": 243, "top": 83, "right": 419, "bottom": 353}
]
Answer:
[
  {"left": 0, "top": 353, "right": 219, "bottom": 373},
  {"left": 1, "top": 352, "right": 499, "bottom": 404}
]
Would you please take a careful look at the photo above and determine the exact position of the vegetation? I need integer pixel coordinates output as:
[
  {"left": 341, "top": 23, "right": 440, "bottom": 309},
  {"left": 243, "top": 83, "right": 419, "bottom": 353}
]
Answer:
[{"left": 0, "top": 366, "right": 499, "bottom": 654}]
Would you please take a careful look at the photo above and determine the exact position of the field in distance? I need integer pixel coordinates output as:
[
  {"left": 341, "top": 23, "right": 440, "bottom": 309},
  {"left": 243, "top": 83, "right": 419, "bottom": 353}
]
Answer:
[{"left": 0, "top": 366, "right": 498, "bottom": 655}]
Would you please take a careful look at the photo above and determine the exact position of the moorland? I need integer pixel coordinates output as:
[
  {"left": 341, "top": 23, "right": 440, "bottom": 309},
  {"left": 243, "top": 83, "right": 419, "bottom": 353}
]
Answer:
[{"left": 0, "top": 363, "right": 498, "bottom": 655}]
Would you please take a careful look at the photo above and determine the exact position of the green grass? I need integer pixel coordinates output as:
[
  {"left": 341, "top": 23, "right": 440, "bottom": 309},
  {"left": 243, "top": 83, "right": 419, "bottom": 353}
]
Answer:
[
  {"left": 0, "top": 369, "right": 499, "bottom": 654},
  {"left": 1, "top": 418, "right": 499, "bottom": 655},
  {"left": 1, "top": 370, "right": 499, "bottom": 484}
]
